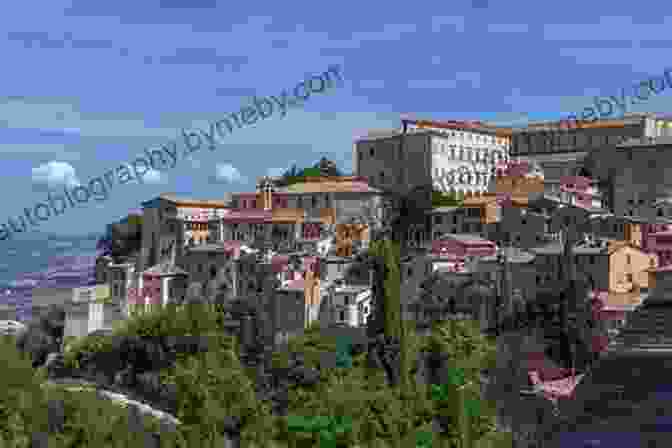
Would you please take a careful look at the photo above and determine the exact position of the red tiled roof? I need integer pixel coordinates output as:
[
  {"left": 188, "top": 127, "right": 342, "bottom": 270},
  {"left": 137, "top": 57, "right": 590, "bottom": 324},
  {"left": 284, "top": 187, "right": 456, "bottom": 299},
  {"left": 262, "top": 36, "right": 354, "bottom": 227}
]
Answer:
[
  {"left": 529, "top": 371, "right": 584, "bottom": 402},
  {"left": 523, "top": 352, "right": 572, "bottom": 381},
  {"left": 221, "top": 209, "right": 272, "bottom": 223},
  {"left": 284, "top": 279, "right": 306, "bottom": 290}
]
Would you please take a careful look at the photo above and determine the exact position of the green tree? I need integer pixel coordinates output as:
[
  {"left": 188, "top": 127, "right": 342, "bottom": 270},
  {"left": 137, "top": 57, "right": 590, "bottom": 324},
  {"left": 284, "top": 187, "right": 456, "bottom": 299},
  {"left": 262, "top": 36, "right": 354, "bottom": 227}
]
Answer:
[
  {"left": 368, "top": 240, "right": 402, "bottom": 341},
  {"left": 432, "top": 189, "right": 464, "bottom": 208}
]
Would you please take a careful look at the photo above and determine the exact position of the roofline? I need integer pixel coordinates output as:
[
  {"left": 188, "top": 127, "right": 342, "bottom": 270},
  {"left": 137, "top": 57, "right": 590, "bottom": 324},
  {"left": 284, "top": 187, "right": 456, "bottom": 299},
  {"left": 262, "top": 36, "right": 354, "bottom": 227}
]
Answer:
[
  {"left": 142, "top": 195, "right": 230, "bottom": 209},
  {"left": 402, "top": 118, "right": 513, "bottom": 136}
]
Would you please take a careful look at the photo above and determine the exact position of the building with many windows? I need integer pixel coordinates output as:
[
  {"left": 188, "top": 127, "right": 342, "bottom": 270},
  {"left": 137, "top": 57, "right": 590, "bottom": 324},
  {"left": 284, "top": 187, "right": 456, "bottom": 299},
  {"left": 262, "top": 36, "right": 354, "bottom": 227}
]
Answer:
[
  {"left": 512, "top": 113, "right": 672, "bottom": 203},
  {"left": 354, "top": 118, "right": 511, "bottom": 197},
  {"left": 139, "top": 195, "right": 231, "bottom": 271}
]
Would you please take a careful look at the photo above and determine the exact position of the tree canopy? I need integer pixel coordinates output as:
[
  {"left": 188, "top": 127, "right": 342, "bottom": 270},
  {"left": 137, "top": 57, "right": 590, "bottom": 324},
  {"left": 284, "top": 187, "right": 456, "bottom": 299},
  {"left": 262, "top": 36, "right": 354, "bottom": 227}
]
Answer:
[
  {"left": 432, "top": 189, "right": 464, "bottom": 208},
  {"left": 277, "top": 157, "right": 345, "bottom": 186}
]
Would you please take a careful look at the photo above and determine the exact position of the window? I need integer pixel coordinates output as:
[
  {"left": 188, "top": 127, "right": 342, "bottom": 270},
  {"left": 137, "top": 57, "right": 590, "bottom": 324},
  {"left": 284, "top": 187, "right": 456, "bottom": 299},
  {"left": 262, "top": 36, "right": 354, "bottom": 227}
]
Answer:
[
  {"left": 344, "top": 295, "right": 350, "bottom": 305},
  {"left": 312, "top": 196, "right": 317, "bottom": 208},
  {"left": 380, "top": 171, "right": 385, "bottom": 183},
  {"left": 435, "top": 215, "right": 443, "bottom": 225},
  {"left": 626, "top": 274, "right": 633, "bottom": 282},
  {"left": 590, "top": 255, "right": 596, "bottom": 264},
  {"left": 198, "top": 264, "right": 204, "bottom": 273},
  {"left": 369, "top": 147, "right": 375, "bottom": 157},
  {"left": 659, "top": 209, "right": 664, "bottom": 217},
  {"left": 627, "top": 151, "right": 632, "bottom": 161},
  {"left": 359, "top": 151, "right": 363, "bottom": 161},
  {"left": 626, "top": 254, "right": 631, "bottom": 264},
  {"left": 339, "top": 310, "right": 345, "bottom": 321}
]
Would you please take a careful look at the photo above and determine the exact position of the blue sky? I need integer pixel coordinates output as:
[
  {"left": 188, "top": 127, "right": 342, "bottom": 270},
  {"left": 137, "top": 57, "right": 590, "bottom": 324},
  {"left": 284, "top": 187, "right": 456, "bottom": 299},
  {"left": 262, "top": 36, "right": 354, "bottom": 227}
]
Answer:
[{"left": 2, "top": 0, "right": 672, "bottom": 237}]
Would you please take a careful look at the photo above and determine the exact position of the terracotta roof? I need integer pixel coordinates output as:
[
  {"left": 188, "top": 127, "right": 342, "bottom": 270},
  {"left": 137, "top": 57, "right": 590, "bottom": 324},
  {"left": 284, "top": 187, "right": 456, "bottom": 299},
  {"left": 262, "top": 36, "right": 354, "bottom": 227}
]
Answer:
[
  {"left": 461, "top": 196, "right": 499, "bottom": 206},
  {"left": 221, "top": 209, "right": 272, "bottom": 222},
  {"left": 278, "top": 179, "right": 382, "bottom": 194},
  {"left": 155, "top": 194, "right": 230, "bottom": 208},
  {"left": 403, "top": 118, "right": 513, "bottom": 136}
]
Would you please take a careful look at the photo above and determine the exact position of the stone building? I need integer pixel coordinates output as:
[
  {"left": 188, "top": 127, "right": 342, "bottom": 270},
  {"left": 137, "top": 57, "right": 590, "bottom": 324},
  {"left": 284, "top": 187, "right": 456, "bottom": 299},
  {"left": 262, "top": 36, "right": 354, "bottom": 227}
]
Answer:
[
  {"left": 354, "top": 118, "right": 511, "bottom": 197},
  {"left": 139, "top": 195, "right": 230, "bottom": 272},
  {"left": 587, "top": 136, "right": 672, "bottom": 219},
  {"left": 511, "top": 113, "right": 672, "bottom": 198}
]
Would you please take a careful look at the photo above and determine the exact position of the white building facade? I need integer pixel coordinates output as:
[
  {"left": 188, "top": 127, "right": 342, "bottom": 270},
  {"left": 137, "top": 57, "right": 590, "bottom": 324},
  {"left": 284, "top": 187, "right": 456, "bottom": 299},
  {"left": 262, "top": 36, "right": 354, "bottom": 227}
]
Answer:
[
  {"left": 354, "top": 119, "right": 511, "bottom": 197},
  {"left": 323, "top": 284, "right": 372, "bottom": 327}
]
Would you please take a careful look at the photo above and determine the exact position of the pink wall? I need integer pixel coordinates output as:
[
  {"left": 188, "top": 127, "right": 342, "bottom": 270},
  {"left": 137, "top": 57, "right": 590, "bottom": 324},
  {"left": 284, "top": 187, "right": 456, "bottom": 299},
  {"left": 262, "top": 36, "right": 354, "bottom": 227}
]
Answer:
[
  {"left": 432, "top": 239, "right": 465, "bottom": 257},
  {"left": 273, "top": 197, "right": 289, "bottom": 208},
  {"left": 645, "top": 227, "right": 672, "bottom": 266},
  {"left": 302, "top": 223, "right": 321, "bottom": 239},
  {"left": 142, "top": 275, "right": 162, "bottom": 304},
  {"left": 560, "top": 176, "right": 595, "bottom": 208},
  {"left": 560, "top": 176, "right": 591, "bottom": 191}
]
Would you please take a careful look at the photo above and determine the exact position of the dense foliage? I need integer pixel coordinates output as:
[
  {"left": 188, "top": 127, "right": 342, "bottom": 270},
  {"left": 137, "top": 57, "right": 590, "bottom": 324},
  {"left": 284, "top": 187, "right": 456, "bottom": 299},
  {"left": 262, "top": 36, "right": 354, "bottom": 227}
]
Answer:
[
  {"left": 10, "top": 299, "right": 513, "bottom": 447},
  {"left": 367, "top": 240, "right": 402, "bottom": 341},
  {"left": 15, "top": 304, "right": 65, "bottom": 368},
  {"left": 277, "top": 157, "right": 344, "bottom": 186},
  {"left": 432, "top": 189, "right": 465, "bottom": 208},
  {"left": 0, "top": 334, "right": 181, "bottom": 448}
]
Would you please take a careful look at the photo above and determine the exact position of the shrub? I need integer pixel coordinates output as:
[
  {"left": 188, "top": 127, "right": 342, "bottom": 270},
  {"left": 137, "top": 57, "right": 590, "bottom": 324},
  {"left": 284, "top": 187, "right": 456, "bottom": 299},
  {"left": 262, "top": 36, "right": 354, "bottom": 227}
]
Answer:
[
  {"left": 160, "top": 347, "right": 275, "bottom": 446},
  {"left": 0, "top": 334, "right": 180, "bottom": 448}
]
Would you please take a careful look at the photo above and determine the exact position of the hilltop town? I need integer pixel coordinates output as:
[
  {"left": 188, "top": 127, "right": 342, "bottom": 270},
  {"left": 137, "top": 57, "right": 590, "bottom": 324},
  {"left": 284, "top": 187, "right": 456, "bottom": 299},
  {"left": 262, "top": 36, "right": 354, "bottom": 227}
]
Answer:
[{"left": 6, "top": 113, "right": 672, "bottom": 446}]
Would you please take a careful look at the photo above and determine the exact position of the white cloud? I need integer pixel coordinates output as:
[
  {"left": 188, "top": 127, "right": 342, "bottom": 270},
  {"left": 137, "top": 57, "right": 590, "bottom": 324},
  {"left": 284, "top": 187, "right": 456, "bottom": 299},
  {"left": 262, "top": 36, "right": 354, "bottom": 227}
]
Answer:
[
  {"left": 210, "top": 163, "right": 247, "bottom": 184},
  {"left": 266, "top": 167, "right": 286, "bottom": 178},
  {"left": 142, "top": 169, "right": 166, "bottom": 184},
  {"left": 31, "top": 161, "right": 81, "bottom": 188}
]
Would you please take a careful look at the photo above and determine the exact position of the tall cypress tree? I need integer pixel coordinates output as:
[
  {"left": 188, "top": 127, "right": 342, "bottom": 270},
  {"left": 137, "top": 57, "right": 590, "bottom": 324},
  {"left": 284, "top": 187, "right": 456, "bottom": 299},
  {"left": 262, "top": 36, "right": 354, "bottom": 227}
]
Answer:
[{"left": 367, "top": 240, "right": 402, "bottom": 341}]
